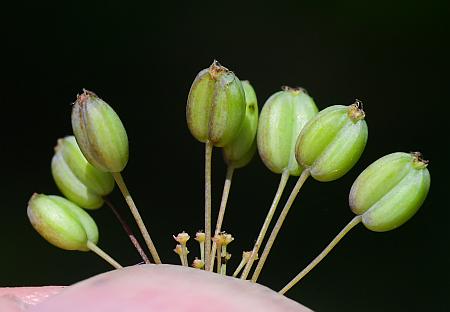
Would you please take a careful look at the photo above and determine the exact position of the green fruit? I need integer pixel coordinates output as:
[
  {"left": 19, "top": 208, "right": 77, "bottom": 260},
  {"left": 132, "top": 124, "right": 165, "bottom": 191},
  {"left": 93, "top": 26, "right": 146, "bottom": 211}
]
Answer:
[
  {"left": 295, "top": 100, "right": 368, "bottom": 181},
  {"left": 223, "top": 80, "right": 259, "bottom": 168},
  {"left": 349, "top": 152, "right": 430, "bottom": 232},
  {"left": 72, "top": 90, "right": 129, "bottom": 172},
  {"left": 257, "top": 87, "right": 318, "bottom": 175},
  {"left": 27, "top": 194, "right": 99, "bottom": 251},
  {"left": 186, "top": 60, "right": 246, "bottom": 147},
  {"left": 52, "top": 136, "right": 115, "bottom": 209}
]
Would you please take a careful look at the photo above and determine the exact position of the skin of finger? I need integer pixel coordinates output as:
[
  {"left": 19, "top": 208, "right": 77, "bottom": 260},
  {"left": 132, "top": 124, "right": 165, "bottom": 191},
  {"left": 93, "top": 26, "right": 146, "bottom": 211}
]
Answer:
[
  {"left": 29, "top": 264, "right": 312, "bottom": 312},
  {"left": 0, "top": 287, "right": 64, "bottom": 311}
]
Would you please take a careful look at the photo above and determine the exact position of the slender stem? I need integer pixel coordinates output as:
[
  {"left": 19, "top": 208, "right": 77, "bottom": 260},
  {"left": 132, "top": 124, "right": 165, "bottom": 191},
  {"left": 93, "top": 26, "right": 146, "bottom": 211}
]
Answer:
[
  {"left": 87, "top": 241, "right": 123, "bottom": 269},
  {"left": 279, "top": 215, "right": 362, "bottom": 294},
  {"left": 240, "top": 169, "right": 290, "bottom": 279},
  {"left": 181, "top": 244, "right": 188, "bottom": 267},
  {"left": 204, "top": 141, "right": 213, "bottom": 271},
  {"left": 209, "top": 166, "right": 235, "bottom": 271},
  {"left": 251, "top": 169, "right": 310, "bottom": 282},
  {"left": 216, "top": 243, "right": 222, "bottom": 274},
  {"left": 199, "top": 241, "right": 205, "bottom": 263},
  {"left": 112, "top": 172, "right": 161, "bottom": 264},
  {"left": 220, "top": 245, "right": 227, "bottom": 275},
  {"left": 233, "top": 255, "right": 248, "bottom": 277},
  {"left": 103, "top": 197, "right": 150, "bottom": 264}
]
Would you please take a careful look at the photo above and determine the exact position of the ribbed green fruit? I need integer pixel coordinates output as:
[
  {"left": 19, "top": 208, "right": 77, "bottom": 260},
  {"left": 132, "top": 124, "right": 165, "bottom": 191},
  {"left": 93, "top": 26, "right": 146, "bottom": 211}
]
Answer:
[
  {"left": 257, "top": 87, "right": 318, "bottom": 176},
  {"left": 223, "top": 80, "right": 259, "bottom": 169},
  {"left": 186, "top": 61, "right": 246, "bottom": 147},
  {"left": 295, "top": 100, "right": 368, "bottom": 181},
  {"left": 349, "top": 152, "right": 430, "bottom": 232},
  {"left": 72, "top": 90, "right": 129, "bottom": 172},
  {"left": 51, "top": 136, "right": 114, "bottom": 209},
  {"left": 27, "top": 194, "right": 99, "bottom": 251}
]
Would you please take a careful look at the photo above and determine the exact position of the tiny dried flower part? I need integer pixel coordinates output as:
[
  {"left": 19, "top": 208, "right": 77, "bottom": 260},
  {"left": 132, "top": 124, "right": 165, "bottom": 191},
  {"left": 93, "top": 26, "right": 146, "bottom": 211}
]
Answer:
[
  {"left": 71, "top": 90, "right": 129, "bottom": 173},
  {"left": 257, "top": 86, "right": 318, "bottom": 176},
  {"left": 173, "top": 232, "right": 190, "bottom": 244},
  {"left": 194, "top": 231, "right": 205, "bottom": 243},
  {"left": 186, "top": 60, "right": 247, "bottom": 147},
  {"left": 51, "top": 136, "right": 114, "bottom": 209},
  {"left": 223, "top": 80, "right": 259, "bottom": 169},
  {"left": 295, "top": 100, "right": 368, "bottom": 181},
  {"left": 192, "top": 258, "right": 205, "bottom": 269},
  {"left": 173, "top": 244, "right": 183, "bottom": 256},
  {"left": 27, "top": 194, "right": 99, "bottom": 251},
  {"left": 349, "top": 152, "right": 431, "bottom": 232},
  {"left": 213, "top": 232, "right": 234, "bottom": 246}
]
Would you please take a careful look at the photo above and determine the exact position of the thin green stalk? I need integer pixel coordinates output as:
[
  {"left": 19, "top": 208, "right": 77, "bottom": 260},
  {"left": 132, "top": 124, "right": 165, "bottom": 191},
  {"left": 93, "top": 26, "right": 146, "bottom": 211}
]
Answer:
[
  {"left": 112, "top": 172, "right": 161, "bottom": 264},
  {"left": 220, "top": 245, "right": 227, "bottom": 275},
  {"left": 233, "top": 253, "right": 248, "bottom": 277},
  {"left": 103, "top": 197, "right": 150, "bottom": 264},
  {"left": 204, "top": 141, "right": 213, "bottom": 271},
  {"left": 87, "top": 240, "right": 123, "bottom": 269},
  {"left": 251, "top": 169, "right": 310, "bottom": 282},
  {"left": 240, "top": 169, "right": 290, "bottom": 279},
  {"left": 209, "top": 166, "right": 235, "bottom": 271},
  {"left": 279, "top": 215, "right": 362, "bottom": 294}
]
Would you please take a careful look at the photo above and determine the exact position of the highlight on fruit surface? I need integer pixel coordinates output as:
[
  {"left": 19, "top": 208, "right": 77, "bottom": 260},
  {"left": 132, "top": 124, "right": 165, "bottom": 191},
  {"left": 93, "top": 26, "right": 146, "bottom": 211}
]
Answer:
[
  {"left": 186, "top": 60, "right": 247, "bottom": 147},
  {"left": 257, "top": 86, "right": 318, "bottom": 176},
  {"left": 51, "top": 136, "right": 115, "bottom": 209},
  {"left": 349, "top": 151, "right": 431, "bottom": 232},
  {"left": 223, "top": 80, "right": 259, "bottom": 169},
  {"left": 71, "top": 90, "right": 129, "bottom": 173},
  {"left": 295, "top": 99, "right": 368, "bottom": 181},
  {"left": 27, "top": 194, "right": 98, "bottom": 251}
]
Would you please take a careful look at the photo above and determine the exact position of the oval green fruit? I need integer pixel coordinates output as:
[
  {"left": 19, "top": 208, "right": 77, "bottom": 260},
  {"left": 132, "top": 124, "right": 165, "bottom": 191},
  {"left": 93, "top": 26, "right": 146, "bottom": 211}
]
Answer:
[
  {"left": 27, "top": 194, "right": 99, "bottom": 251},
  {"left": 349, "top": 152, "right": 430, "bottom": 232},
  {"left": 257, "top": 87, "right": 318, "bottom": 176},
  {"left": 52, "top": 136, "right": 115, "bottom": 209},
  {"left": 72, "top": 90, "right": 129, "bottom": 172},
  {"left": 295, "top": 100, "right": 368, "bottom": 181},
  {"left": 186, "top": 61, "right": 246, "bottom": 147},
  {"left": 223, "top": 80, "right": 259, "bottom": 169}
]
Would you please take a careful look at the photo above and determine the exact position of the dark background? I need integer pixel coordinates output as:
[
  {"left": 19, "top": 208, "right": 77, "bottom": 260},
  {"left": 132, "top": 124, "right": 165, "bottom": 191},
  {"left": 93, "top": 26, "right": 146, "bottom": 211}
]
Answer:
[{"left": 1, "top": 1, "right": 449, "bottom": 311}]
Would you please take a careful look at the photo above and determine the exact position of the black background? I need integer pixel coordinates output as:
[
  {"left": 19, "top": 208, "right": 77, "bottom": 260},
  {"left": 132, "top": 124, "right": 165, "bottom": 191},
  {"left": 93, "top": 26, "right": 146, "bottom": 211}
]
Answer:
[{"left": 1, "top": 1, "right": 449, "bottom": 311}]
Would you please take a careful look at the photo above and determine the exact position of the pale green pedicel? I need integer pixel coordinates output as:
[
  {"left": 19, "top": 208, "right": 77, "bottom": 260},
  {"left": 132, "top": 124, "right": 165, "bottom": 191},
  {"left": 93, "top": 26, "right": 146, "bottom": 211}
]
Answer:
[
  {"left": 251, "top": 100, "right": 368, "bottom": 282},
  {"left": 241, "top": 87, "right": 318, "bottom": 280},
  {"left": 210, "top": 81, "right": 259, "bottom": 272},
  {"left": 186, "top": 60, "right": 247, "bottom": 271},
  {"left": 279, "top": 151, "right": 430, "bottom": 294},
  {"left": 71, "top": 89, "right": 161, "bottom": 264}
]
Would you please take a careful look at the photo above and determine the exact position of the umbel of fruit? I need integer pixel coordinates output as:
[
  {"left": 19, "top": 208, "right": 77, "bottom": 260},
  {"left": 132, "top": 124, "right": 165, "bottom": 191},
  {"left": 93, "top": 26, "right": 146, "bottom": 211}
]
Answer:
[
  {"left": 295, "top": 99, "right": 368, "bottom": 181},
  {"left": 350, "top": 151, "right": 431, "bottom": 232},
  {"left": 186, "top": 60, "right": 246, "bottom": 147},
  {"left": 51, "top": 136, "right": 115, "bottom": 209},
  {"left": 258, "top": 86, "right": 318, "bottom": 176},
  {"left": 71, "top": 90, "right": 129, "bottom": 173}
]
